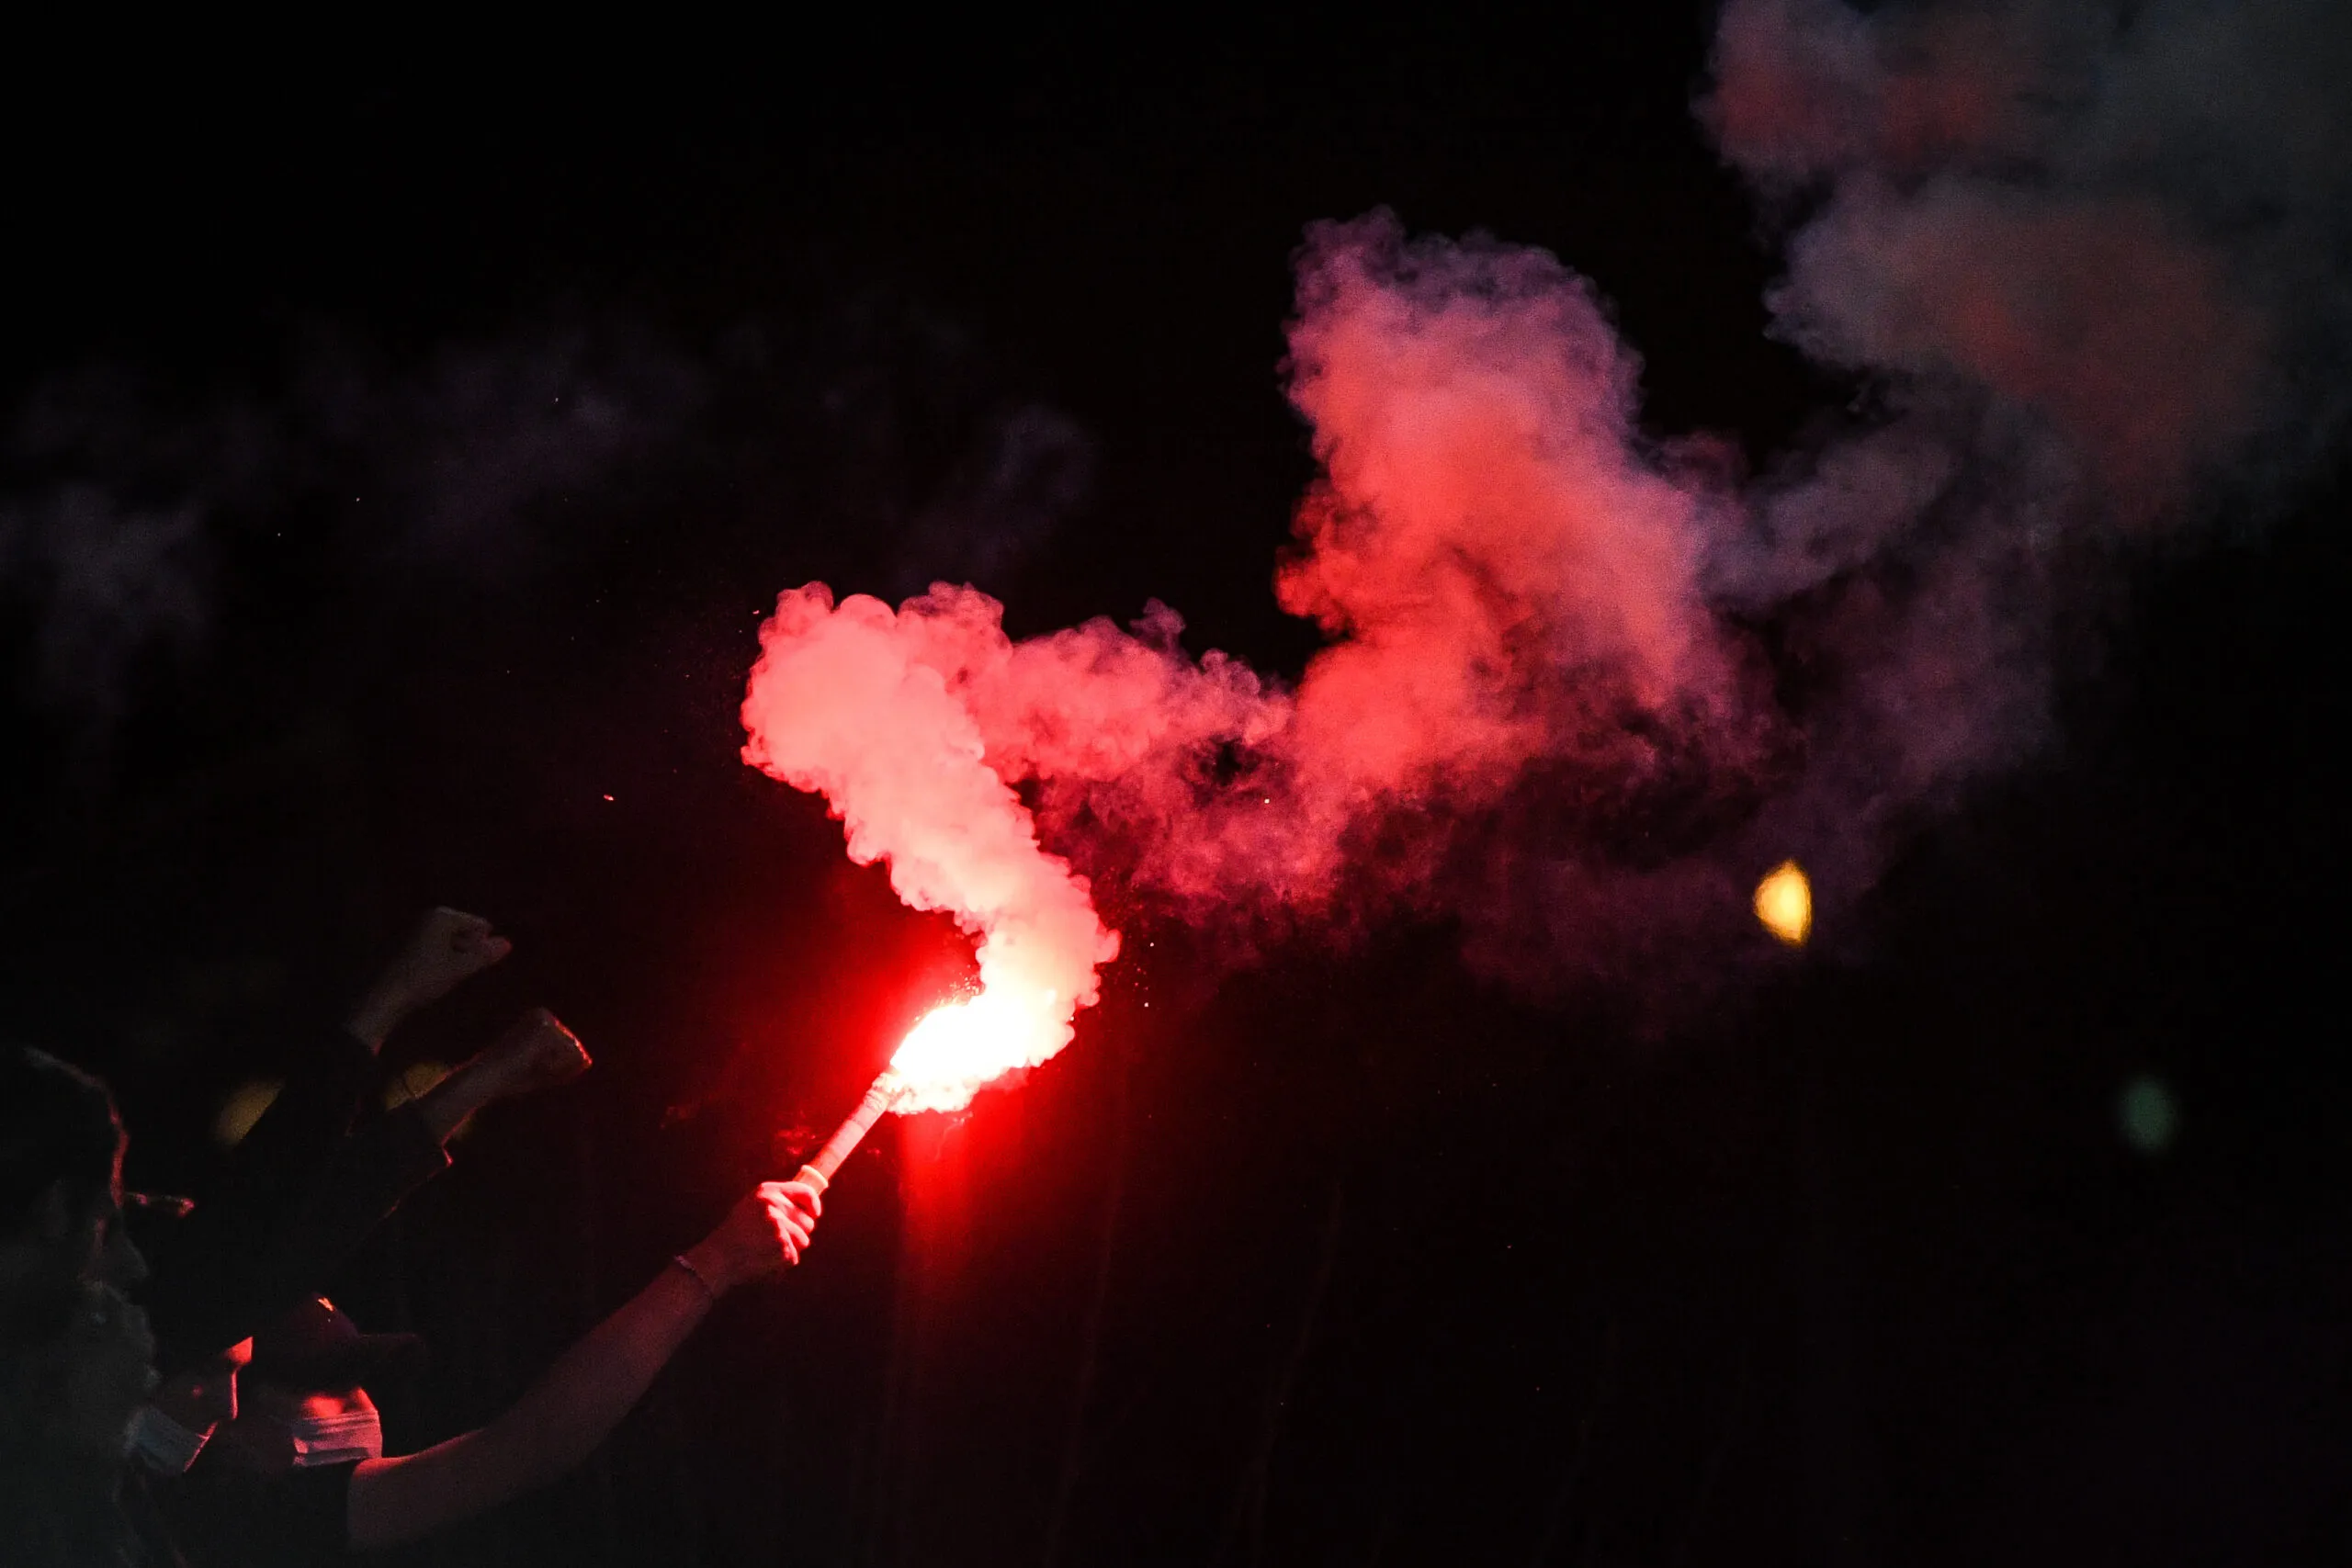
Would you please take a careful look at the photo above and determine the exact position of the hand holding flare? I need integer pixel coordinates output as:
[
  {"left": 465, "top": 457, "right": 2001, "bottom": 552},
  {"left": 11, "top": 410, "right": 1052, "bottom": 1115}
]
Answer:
[{"left": 796, "top": 1073, "right": 905, "bottom": 1192}]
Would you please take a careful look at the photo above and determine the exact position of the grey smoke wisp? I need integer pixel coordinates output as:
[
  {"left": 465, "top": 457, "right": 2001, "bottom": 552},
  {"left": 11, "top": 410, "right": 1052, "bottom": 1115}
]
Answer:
[
  {"left": 0, "top": 331, "right": 699, "bottom": 727},
  {"left": 0, "top": 305, "right": 1094, "bottom": 735}
]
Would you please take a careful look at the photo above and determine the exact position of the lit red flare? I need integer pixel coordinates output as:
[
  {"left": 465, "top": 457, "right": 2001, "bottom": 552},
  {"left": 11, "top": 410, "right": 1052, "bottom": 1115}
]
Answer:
[
  {"left": 794, "top": 985, "right": 1066, "bottom": 1190},
  {"left": 886, "top": 987, "right": 1064, "bottom": 1114}
]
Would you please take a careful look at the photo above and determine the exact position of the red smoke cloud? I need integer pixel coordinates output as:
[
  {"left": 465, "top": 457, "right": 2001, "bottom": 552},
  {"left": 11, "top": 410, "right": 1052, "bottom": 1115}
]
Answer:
[
  {"left": 747, "top": 0, "right": 2345, "bottom": 1033},
  {"left": 1710, "top": 0, "right": 2283, "bottom": 518},
  {"left": 1706, "top": 0, "right": 2042, "bottom": 179},
  {"left": 743, "top": 214, "right": 1775, "bottom": 1023},
  {"left": 1276, "top": 226, "right": 1735, "bottom": 797},
  {"left": 1785, "top": 189, "right": 2266, "bottom": 509}
]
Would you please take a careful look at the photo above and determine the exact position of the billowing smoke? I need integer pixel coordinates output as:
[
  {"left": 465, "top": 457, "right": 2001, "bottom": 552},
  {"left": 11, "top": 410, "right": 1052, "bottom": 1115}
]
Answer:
[
  {"left": 1693, "top": 0, "right": 2350, "bottom": 923},
  {"left": 741, "top": 216, "right": 1783, "bottom": 1010},
  {"left": 740, "top": 585, "right": 1122, "bottom": 1104},
  {"left": 745, "top": 0, "right": 2346, "bottom": 1015},
  {"left": 1707, "top": 0, "right": 2350, "bottom": 514}
]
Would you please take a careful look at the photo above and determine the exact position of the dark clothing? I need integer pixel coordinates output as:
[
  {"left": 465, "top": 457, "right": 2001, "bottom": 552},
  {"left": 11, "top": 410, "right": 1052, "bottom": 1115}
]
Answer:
[
  {"left": 218, "top": 1108, "right": 449, "bottom": 1349},
  {"left": 158, "top": 1457, "right": 356, "bottom": 1568},
  {"left": 119, "top": 1468, "right": 193, "bottom": 1568},
  {"left": 0, "top": 1462, "right": 154, "bottom": 1567},
  {"left": 136, "top": 1028, "right": 445, "bottom": 1565},
  {"left": 145, "top": 1027, "right": 447, "bottom": 1366},
  {"left": 200, "top": 1027, "right": 380, "bottom": 1230}
]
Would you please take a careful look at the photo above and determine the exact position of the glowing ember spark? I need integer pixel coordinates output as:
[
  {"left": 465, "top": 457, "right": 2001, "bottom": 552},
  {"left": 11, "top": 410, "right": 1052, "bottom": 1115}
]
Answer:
[{"left": 1754, "top": 860, "right": 1812, "bottom": 947}]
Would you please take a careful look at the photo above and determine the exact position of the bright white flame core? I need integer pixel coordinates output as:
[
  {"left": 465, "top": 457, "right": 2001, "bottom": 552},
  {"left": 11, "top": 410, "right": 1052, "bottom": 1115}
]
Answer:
[{"left": 888, "top": 987, "right": 1063, "bottom": 1114}]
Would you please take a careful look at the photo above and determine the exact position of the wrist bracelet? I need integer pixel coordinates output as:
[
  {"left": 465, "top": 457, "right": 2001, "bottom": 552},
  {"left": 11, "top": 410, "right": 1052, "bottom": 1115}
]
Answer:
[{"left": 671, "top": 1253, "right": 720, "bottom": 1302}]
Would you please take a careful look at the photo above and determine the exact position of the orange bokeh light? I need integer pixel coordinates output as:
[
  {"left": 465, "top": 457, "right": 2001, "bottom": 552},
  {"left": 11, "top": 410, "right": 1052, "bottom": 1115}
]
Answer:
[{"left": 1753, "top": 860, "right": 1813, "bottom": 947}]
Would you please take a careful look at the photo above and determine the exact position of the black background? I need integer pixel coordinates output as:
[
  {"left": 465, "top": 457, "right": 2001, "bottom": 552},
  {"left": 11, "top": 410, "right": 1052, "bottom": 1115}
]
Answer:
[{"left": 3, "top": 14, "right": 2345, "bottom": 1564}]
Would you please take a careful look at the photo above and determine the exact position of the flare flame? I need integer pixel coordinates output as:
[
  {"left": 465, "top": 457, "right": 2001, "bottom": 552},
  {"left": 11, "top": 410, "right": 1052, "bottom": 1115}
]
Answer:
[{"left": 888, "top": 988, "right": 1063, "bottom": 1115}]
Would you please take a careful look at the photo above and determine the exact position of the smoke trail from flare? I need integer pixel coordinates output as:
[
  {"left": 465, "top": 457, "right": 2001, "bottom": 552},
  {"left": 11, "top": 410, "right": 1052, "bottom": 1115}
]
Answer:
[
  {"left": 746, "top": 0, "right": 2346, "bottom": 1017},
  {"left": 741, "top": 585, "right": 1119, "bottom": 1111}
]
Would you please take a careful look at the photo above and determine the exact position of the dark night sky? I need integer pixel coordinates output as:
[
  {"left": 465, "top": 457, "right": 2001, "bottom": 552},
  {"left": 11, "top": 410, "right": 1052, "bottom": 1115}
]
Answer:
[{"left": 3, "top": 14, "right": 2346, "bottom": 1565}]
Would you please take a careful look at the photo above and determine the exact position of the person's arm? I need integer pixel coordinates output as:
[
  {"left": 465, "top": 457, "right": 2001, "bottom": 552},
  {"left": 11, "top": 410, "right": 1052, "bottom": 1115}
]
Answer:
[
  {"left": 132, "top": 1016, "right": 590, "bottom": 1471},
  {"left": 343, "top": 908, "right": 514, "bottom": 1055},
  {"left": 144, "top": 912, "right": 512, "bottom": 1360},
  {"left": 252, "top": 1010, "right": 589, "bottom": 1296},
  {"left": 410, "top": 1009, "right": 591, "bottom": 1145},
  {"left": 179, "top": 908, "right": 512, "bottom": 1238},
  {"left": 175, "top": 1011, "right": 594, "bottom": 1365},
  {"left": 344, "top": 1179, "right": 820, "bottom": 1551}
]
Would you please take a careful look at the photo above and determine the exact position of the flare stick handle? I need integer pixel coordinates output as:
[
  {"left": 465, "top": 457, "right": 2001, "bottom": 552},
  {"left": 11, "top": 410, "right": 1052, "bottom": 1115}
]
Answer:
[{"left": 796, "top": 1072, "right": 904, "bottom": 1192}]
